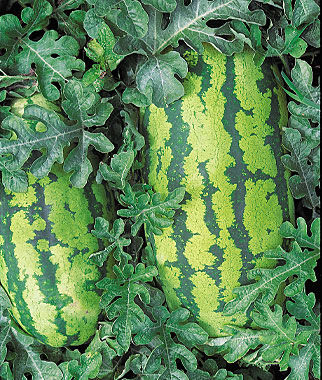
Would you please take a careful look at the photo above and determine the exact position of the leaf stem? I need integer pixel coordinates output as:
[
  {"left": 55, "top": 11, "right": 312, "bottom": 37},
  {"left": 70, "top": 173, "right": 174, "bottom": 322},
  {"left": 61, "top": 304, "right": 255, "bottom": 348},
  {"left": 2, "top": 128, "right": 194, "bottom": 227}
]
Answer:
[{"left": 280, "top": 55, "right": 291, "bottom": 76}]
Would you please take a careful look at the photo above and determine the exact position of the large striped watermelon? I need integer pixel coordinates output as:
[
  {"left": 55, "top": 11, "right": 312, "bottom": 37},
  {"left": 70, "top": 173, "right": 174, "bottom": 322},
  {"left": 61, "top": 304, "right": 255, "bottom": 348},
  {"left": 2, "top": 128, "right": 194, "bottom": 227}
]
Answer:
[
  {"left": 0, "top": 97, "right": 115, "bottom": 347},
  {"left": 142, "top": 44, "right": 295, "bottom": 337}
]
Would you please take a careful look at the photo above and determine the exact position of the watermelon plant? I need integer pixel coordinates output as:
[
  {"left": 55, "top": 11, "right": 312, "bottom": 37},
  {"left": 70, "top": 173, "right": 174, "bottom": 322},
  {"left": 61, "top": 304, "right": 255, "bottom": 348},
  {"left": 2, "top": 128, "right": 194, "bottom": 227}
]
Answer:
[{"left": 0, "top": 0, "right": 320, "bottom": 379}]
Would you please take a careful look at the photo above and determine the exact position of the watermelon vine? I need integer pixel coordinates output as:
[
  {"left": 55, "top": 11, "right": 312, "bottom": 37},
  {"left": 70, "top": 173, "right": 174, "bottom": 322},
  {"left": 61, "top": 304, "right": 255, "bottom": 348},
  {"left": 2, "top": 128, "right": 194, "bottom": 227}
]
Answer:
[{"left": 0, "top": 0, "right": 320, "bottom": 379}]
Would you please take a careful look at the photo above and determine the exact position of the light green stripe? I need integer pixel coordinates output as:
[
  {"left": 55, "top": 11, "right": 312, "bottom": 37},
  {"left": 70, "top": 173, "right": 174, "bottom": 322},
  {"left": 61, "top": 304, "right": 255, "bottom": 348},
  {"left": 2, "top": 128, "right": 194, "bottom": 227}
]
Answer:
[{"left": 233, "top": 53, "right": 284, "bottom": 268}]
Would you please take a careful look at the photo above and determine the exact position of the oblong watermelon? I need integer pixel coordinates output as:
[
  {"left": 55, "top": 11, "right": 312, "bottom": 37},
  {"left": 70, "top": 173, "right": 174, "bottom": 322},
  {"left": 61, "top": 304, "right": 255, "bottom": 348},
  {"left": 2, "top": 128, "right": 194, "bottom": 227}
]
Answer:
[
  {"left": 0, "top": 156, "right": 114, "bottom": 347},
  {"left": 142, "top": 44, "right": 295, "bottom": 337}
]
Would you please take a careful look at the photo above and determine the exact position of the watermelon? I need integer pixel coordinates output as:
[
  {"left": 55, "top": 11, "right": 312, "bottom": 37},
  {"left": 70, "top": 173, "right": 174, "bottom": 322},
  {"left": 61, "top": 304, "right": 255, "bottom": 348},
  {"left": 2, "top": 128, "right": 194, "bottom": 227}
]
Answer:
[
  {"left": 142, "top": 44, "right": 295, "bottom": 337},
  {"left": 0, "top": 96, "right": 115, "bottom": 347}
]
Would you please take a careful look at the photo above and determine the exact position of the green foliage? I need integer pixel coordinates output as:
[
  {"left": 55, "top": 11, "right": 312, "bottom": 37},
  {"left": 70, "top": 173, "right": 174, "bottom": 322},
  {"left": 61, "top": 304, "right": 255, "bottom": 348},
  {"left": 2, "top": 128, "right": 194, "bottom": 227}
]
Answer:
[
  {"left": 279, "top": 59, "right": 320, "bottom": 214},
  {"left": 97, "top": 263, "right": 158, "bottom": 351},
  {"left": 0, "top": 0, "right": 84, "bottom": 101},
  {"left": 0, "top": 287, "right": 62, "bottom": 379},
  {"left": 223, "top": 218, "right": 320, "bottom": 313},
  {"left": 0, "top": 83, "right": 114, "bottom": 191},
  {"left": 121, "top": 306, "right": 208, "bottom": 379},
  {"left": 91, "top": 217, "right": 132, "bottom": 266},
  {"left": 0, "top": 0, "right": 320, "bottom": 379},
  {"left": 51, "top": 0, "right": 87, "bottom": 48},
  {"left": 117, "top": 183, "right": 186, "bottom": 236},
  {"left": 113, "top": 0, "right": 266, "bottom": 106},
  {"left": 211, "top": 218, "right": 321, "bottom": 378}
]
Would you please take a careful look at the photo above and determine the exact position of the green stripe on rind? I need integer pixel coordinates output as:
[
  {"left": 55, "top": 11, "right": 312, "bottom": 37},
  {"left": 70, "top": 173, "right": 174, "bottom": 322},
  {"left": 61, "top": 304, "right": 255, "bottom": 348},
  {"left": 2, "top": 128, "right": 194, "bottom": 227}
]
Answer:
[
  {"left": 143, "top": 44, "right": 294, "bottom": 337},
  {"left": 0, "top": 161, "right": 115, "bottom": 347}
]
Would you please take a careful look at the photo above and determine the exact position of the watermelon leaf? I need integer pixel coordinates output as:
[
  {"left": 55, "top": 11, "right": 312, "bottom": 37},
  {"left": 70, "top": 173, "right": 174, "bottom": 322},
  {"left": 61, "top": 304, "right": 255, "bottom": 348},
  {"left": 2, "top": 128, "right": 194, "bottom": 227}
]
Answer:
[
  {"left": 301, "top": 19, "right": 320, "bottom": 48},
  {"left": 118, "top": 183, "right": 186, "bottom": 236},
  {"left": 85, "top": 328, "right": 124, "bottom": 378},
  {"left": 120, "top": 109, "right": 145, "bottom": 154},
  {"left": 91, "top": 217, "right": 132, "bottom": 266},
  {"left": 288, "top": 115, "right": 320, "bottom": 147},
  {"left": 85, "top": 22, "right": 124, "bottom": 71},
  {"left": 66, "top": 352, "right": 102, "bottom": 380},
  {"left": 291, "top": 0, "right": 320, "bottom": 28},
  {"left": 52, "top": 0, "right": 87, "bottom": 48},
  {"left": 0, "top": 1, "right": 85, "bottom": 101},
  {"left": 224, "top": 218, "right": 320, "bottom": 314},
  {"left": 141, "top": 0, "right": 177, "bottom": 13},
  {"left": 218, "top": 219, "right": 320, "bottom": 377},
  {"left": 136, "top": 50, "right": 188, "bottom": 107},
  {"left": 211, "top": 292, "right": 320, "bottom": 378},
  {"left": 279, "top": 217, "right": 320, "bottom": 250},
  {"left": 0, "top": 83, "right": 114, "bottom": 191},
  {"left": 0, "top": 74, "right": 36, "bottom": 91},
  {"left": 267, "top": 25, "right": 308, "bottom": 59},
  {"left": 113, "top": 0, "right": 266, "bottom": 106},
  {"left": 119, "top": 352, "right": 243, "bottom": 379},
  {"left": 131, "top": 306, "right": 208, "bottom": 379},
  {"left": 281, "top": 128, "right": 320, "bottom": 212},
  {"left": 0, "top": 287, "right": 63, "bottom": 380},
  {"left": 282, "top": 59, "right": 320, "bottom": 121},
  {"left": 286, "top": 292, "right": 321, "bottom": 380},
  {"left": 84, "top": 0, "right": 149, "bottom": 39},
  {"left": 98, "top": 151, "right": 135, "bottom": 190},
  {"left": 224, "top": 243, "right": 316, "bottom": 312},
  {"left": 0, "top": 362, "right": 14, "bottom": 380},
  {"left": 96, "top": 263, "right": 158, "bottom": 351}
]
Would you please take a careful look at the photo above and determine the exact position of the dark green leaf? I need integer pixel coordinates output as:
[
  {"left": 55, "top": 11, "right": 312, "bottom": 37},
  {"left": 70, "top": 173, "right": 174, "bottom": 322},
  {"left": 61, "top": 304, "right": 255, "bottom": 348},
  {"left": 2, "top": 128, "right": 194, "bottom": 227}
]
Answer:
[
  {"left": 133, "top": 306, "right": 208, "bottom": 379},
  {"left": 288, "top": 115, "right": 320, "bottom": 147},
  {"left": 136, "top": 51, "right": 188, "bottom": 107},
  {"left": 292, "top": 0, "right": 320, "bottom": 27},
  {"left": 53, "top": 0, "right": 87, "bottom": 47},
  {"left": 0, "top": 299, "right": 63, "bottom": 380},
  {"left": 282, "top": 59, "right": 320, "bottom": 122},
  {"left": 279, "top": 217, "right": 320, "bottom": 250},
  {"left": 141, "top": 0, "right": 177, "bottom": 12},
  {"left": 118, "top": 183, "right": 186, "bottom": 236},
  {"left": 224, "top": 241, "right": 319, "bottom": 315},
  {"left": 84, "top": 0, "right": 149, "bottom": 38},
  {"left": 281, "top": 128, "right": 320, "bottom": 210},
  {"left": 266, "top": 25, "right": 307, "bottom": 58},
  {"left": 0, "top": 90, "right": 113, "bottom": 190},
  {"left": 85, "top": 23, "right": 124, "bottom": 71},
  {"left": 91, "top": 217, "right": 132, "bottom": 265},
  {"left": 115, "top": 0, "right": 266, "bottom": 106},
  {"left": 96, "top": 263, "right": 158, "bottom": 351},
  {"left": 301, "top": 19, "right": 320, "bottom": 47},
  {"left": 67, "top": 352, "right": 102, "bottom": 380},
  {"left": 120, "top": 109, "right": 145, "bottom": 154},
  {"left": 0, "top": 4, "right": 84, "bottom": 100},
  {"left": 98, "top": 151, "right": 135, "bottom": 189},
  {"left": 122, "top": 87, "right": 153, "bottom": 107}
]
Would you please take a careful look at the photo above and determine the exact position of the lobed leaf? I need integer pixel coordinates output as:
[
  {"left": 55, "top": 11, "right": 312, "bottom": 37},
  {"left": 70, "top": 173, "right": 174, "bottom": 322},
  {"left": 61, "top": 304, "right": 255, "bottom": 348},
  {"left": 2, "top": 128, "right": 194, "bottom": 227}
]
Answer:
[
  {"left": 292, "top": 0, "right": 320, "bottom": 28},
  {"left": 0, "top": 1, "right": 85, "bottom": 101},
  {"left": 98, "top": 151, "right": 135, "bottom": 190},
  {"left": 85, "top": 22, "right": 124, "bottom": 71},
  {"left": 91, "top": 217, "right": 132, "bottom": 266},
  {"left": 84, "top": 0, "right": 149, "bottom": 39},
  {"left": 281, "top": 128, "right": 320, "bottom": 210},
  {"left": 133, "top": 306, "right": 208, "bottom": 379},
  {"left": 96, "top": 263, "right": 158, "bottom": 351},
  {"left": 115, "top": 0, "right": 266, "bottom": 106},
  {"left": 118, "top": 183, "right": 186, "bottom": 236},
  {"left": 224, "top": 218, "right": 320, "bottom": 315},
  {"left": 0, "top": 83, "right": 114, "bottom": 191},
  {"left": 0, "top": 289, "right": 63, "bottom": 380},
  {"left": 52, "top": 0, "right": 87, "bottom": 47},
  {"left": 282, "top": 59, "right": 320, "bottom": 122},
  {"left": 279, "top": 217, "right": 320, "bottom": 250}
]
